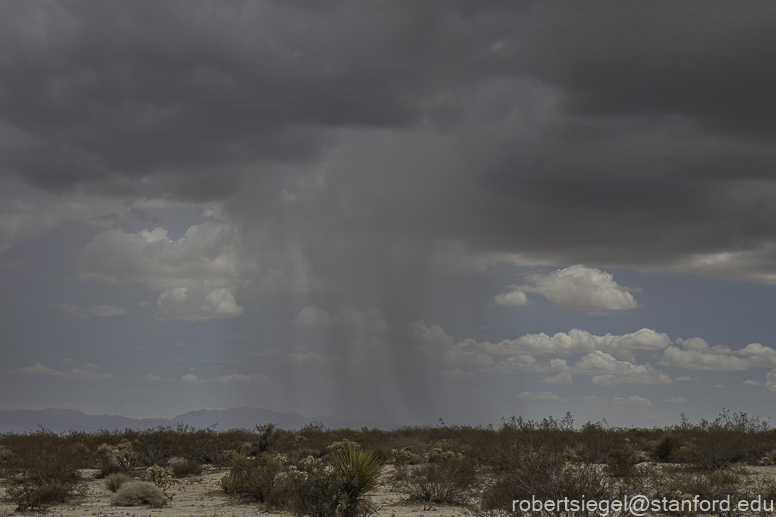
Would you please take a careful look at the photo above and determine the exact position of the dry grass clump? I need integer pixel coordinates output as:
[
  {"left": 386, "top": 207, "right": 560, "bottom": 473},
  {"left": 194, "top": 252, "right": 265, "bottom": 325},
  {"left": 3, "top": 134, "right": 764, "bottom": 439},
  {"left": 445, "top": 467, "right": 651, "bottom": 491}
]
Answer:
[
  {"left": 110, "top": 480, "right": 168, "bottom": 507},
  {"left": 105, "top": 472, "right": 133, "bottom": 493},
  {"left": 168, "top": 455, "right": 202, "bottom": 477}
]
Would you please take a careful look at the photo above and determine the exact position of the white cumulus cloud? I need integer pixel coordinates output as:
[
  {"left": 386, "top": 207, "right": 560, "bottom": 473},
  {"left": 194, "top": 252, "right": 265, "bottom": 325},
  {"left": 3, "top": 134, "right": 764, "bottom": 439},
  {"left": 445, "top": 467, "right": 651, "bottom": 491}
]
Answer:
[
  {"left": 462, "top": 328, "right": 670, "bottom": 359},
  {"left": 659, "top": 338, "right": 776, "bottom": 371},
  {"left": 410, "top": 321, "right": 674, "bottom": 382},
  {"left": 763, "top": 369, "right": 776, "bottom": 393},
  {"left": 570, "top": 351, "right": 671, "bottom": 385},
  {"left": 502, "top": 265, "right": 639, "bottom": 313},
  {"left": 79, "top": 222, "right": 242, "bottom": 288}
]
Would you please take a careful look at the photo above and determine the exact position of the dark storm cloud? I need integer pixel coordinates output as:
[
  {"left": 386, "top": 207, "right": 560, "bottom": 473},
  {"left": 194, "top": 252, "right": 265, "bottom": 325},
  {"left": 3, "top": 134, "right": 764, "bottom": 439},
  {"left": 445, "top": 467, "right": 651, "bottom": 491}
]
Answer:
[
  {"left": 3, "top": 0, "right": 776, "bottom": 278},
  {"left": 0, "top": 0, "right": 519, "bottom": 200},
  {"left": 521, "top": 1, "right": 776, "bottom": 137}
]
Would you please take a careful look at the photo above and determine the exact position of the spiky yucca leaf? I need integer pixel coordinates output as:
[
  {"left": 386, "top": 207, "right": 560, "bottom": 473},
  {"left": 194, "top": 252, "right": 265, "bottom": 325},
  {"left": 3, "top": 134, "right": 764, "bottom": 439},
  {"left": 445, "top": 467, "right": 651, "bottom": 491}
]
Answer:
[
  {"left": 336, "top": 449, "right": 382, "bottom": 517},
  {"left": 256, "top": 423, "right": 280, "bottom": 452}
]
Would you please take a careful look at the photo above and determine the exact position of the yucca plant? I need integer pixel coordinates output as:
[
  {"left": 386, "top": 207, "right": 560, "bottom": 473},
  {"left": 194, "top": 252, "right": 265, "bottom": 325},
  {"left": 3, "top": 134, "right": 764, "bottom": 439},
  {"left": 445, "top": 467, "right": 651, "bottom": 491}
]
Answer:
[
  {"left": 256, "top": 423, "right": 281, "bottom": 453},
  {"left": 336, "top": 448, "right": 382, "bottom": 517}
]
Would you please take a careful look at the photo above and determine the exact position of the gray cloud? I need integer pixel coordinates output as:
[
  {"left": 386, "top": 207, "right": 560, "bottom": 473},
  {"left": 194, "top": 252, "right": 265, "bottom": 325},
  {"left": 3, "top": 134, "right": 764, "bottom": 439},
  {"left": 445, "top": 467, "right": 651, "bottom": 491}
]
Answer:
[
  {"left": 521, "top": 2, "right": 776, "bottom": 138},
  {"left": 2, "top": 1, "right": 776, "bottom": 285},
  {"left": 2, "top": 1, "right": 776, "bottom": 426},
  {"left": 0, "top": 1, "right": 518, "bottom": 198}
]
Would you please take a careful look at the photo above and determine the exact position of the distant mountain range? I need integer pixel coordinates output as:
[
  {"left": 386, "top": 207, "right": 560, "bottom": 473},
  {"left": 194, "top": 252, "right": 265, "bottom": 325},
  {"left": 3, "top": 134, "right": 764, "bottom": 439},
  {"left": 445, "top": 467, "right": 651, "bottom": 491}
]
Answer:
[{"left": 0, "top": 407, "right": 392, "bottom": 433}]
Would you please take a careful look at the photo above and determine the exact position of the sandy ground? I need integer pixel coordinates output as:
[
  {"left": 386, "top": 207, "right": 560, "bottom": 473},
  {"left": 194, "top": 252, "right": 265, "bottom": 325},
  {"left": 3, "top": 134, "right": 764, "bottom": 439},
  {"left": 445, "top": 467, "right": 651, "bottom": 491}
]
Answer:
[{"left": 0, "top": 467, "right": 473, "bottom": 517}]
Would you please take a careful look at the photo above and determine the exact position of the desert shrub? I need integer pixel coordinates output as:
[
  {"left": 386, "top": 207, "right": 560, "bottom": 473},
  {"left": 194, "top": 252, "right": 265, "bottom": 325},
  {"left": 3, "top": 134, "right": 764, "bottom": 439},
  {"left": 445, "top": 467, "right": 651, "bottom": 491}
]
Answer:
[
  {"left": 220, "top": 453, "right": 284, "bottom": 502},
  {"left": 133, "top": 429, "right": 176, "bottom": 466},
  {"left": 328, "top": 439, "right": 361, "bottom": 455},
  {"left": 96, "top": 441, "right": 139, "bottom": 477},
  {"left": 191, "top": 436, "right": 232, "bottom": 467},
  {"left": 366, "top": 447, "right": 386, "bottom": 466},
  {"left": 6, "top": 481, "right": 76, "bottom": 512},
  {"left": 673, "top": 409, "right": 773, "bottom": 469},
  {"left": 239, "top": 423, "right": 283, "bottom": 456},
  {"left": 680, "top": 431, "right": 749, "bottom": 470},
  {"left": 653, "top": 467, "right": 755, "bottom": 515},
  {"left": 654, "top": 435, "right": 682, "bottom": 462},
  {"left": 479, "top": 445, "right": 611, "bottom": 517},
  {"left": 1, "top": 430, "right": 86, "bottom": 511},
  {"left": 114, "top": 449, "right": 139, "bottom": 470},
  {"left": 399, "top": 449, "right": 477, "bottom": 504},
  {"left": 391, "top": 446, "right": 416, "bottom": 464},
  {"left": 606, "top": 444, "right": 638, "bottom": 477},
  {"left": 284, "top": 456, "right": 341, "bottom": 517},
  {"left": 168, "top": 456, "right": 202, "bottom": 477},
  {"left": 111, "top": 480, "right": 168, "bottom": 507},
  {"left": 145, "top": 464, "right": 176, "bottom": 494},
  {"left": 285, "top": 449, "right": 383, "bottom": 517},
  {"left": 105, "top": 472, "right": 133, "bottom": 493},
  {"left": 574, "top": 420, "right": 613, "bottom": 464},
  {"left": 390, "top": 446, "right": 416, "bottom": 481},
  {"left": 257, "top": 423, "right": 281, "bottom": 452}
]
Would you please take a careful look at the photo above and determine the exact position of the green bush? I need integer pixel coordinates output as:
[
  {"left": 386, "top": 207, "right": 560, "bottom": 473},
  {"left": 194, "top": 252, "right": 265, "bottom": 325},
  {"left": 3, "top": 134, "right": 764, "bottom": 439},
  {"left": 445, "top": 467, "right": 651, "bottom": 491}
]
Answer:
[
  {"left": 285, "top": 449, "right": 383, "bottom": 517},
  {"left": 654, "top": 435, "right": 682, "bottom": 462}
]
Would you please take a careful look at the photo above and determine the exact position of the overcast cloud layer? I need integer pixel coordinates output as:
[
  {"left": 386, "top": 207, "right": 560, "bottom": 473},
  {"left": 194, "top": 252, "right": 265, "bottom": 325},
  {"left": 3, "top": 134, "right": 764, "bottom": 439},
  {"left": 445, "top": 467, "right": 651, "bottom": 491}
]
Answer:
[{"left": 2, "top": 1, "right": 776, "bottom": 427}]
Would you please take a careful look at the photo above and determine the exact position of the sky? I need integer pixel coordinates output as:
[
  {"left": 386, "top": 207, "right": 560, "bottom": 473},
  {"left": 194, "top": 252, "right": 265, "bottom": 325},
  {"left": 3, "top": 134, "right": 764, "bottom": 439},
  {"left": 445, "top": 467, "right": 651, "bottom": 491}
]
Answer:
[{"left": 2, "top": 1, "right": 776, "bottom": 429}]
